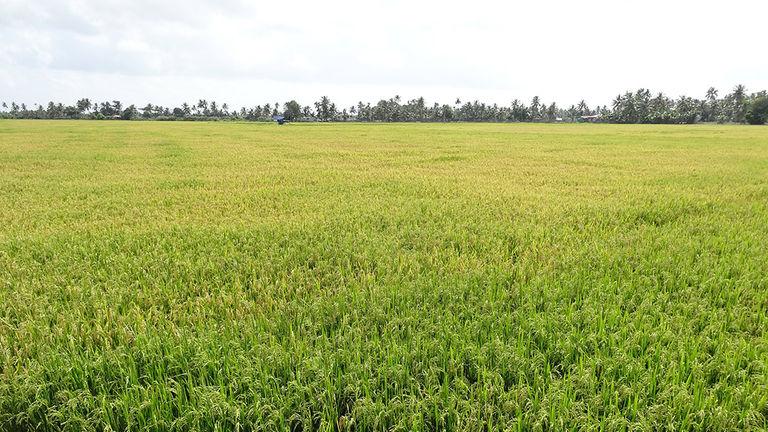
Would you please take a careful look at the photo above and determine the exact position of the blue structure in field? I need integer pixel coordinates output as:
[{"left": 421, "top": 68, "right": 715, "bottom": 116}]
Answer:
[{"left": 272, "top": 115, "right": 286, "bottom": 125}]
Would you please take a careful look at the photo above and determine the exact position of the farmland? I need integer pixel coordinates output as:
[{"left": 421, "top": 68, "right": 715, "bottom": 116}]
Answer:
[{"left": 1, "top": 120, "right": 767, "bottom": 430}]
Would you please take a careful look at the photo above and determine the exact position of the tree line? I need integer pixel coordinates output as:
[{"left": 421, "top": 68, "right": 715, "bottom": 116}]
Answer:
[{"left": 2, "top": 85, "right": 767, "bottom": 124}]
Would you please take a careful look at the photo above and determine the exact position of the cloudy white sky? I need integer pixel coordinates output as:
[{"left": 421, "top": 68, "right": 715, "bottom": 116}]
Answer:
[{"left": 1, "top": 0, "right": 767, "bottom": 110}]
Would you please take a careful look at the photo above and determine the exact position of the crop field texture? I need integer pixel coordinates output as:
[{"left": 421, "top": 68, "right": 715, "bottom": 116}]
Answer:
[{"left": 1, "top": 120, "right": 767, "bottom": 431}]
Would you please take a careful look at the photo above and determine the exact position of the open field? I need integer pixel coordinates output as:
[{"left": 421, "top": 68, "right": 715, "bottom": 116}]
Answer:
[{"left": 1, "top": 120, "right": 767, "bottom": 431}]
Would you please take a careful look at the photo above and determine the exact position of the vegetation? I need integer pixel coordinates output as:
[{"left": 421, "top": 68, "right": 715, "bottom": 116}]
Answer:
[
  {"left": 746, "top": 96, "right": 768, "bottom": 125},
  {"left": 1, "top": 86, "right": 767, "bottom": 124},
  {"left": 1, "top": 121, "right": 768, "bottom": 431}
]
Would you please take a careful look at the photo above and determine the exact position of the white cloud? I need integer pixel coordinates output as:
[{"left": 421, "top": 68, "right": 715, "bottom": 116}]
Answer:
[{"left": 1, "top": 0, "right": 766, "bottom": 109}]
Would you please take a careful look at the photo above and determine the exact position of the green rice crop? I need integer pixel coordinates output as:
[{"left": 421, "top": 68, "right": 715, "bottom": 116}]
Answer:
[{"left": 1, "top": 120, "right": 767, "bottom": 431}]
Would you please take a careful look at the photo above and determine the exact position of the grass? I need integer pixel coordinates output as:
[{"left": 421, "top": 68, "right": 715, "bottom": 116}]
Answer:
[{"left": 1, "top": 120, "right": 767, "bottom": 431}]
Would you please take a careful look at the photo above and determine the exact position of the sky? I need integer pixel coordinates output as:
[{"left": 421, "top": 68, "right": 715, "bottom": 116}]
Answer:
[{"left": 1, "top": 0, "right": 767, "bottom": 110}]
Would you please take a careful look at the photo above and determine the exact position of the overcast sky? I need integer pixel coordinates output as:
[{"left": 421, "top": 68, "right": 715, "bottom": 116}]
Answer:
[{"left": 2, "top": 0, "right": 767, "bottom": 109}]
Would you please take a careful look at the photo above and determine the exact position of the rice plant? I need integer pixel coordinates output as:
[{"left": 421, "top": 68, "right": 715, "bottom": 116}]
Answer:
[{"left": 1, "top": 120, "right": 767, "bottom": 431}]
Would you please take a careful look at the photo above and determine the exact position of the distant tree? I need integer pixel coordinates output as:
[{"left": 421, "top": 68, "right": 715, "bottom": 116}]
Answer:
[
  {"left": 703, "top": 87, "right": 719, "bottom": 122},
  {"left": 354, "top": 102, "right": 365, "bottom": 121},
  {"left": 648, "top": 93, "right": 673, "bottom": 123},
  {"left": 509, "top": 99, "right": 529, "bottom": 122},
  {"left": 576, "top": 100, "right": 590, "bottom": 117},
  {"left": 76, "top": 98, "right": 92, "bottom": 116},
  {"left": 545, "top": 102, "right": 557, "bottom": 122},
  {"left": 437, "top": 104, "right": 453, "bottom": 121},
  {"left": 283, "top": 100, "right": 302, "bottom": 121},
  {"left": 46, "top": 101, "right": 61, "bottom": 119},
  {"left": 197, "top": 100, "right": 209, "bottom": 116},
  {"left": 141, "top": 104, "right": 154, "bottom": 118},
  {"left": 63, "top": 104, "right": 80, "bottom": 118},
  {"left": 745, "top": 96, "right": 768, "bottom": 125},
  {"left": 674, "top": 96, "right": 701, "bottom": 124},
  {"left": 730, "top": 85, "right": 748, "bottom": 123},
  {"left": 634, "top": 89, "right": 652, "bottom": 123},
  {"left": 6, "top": 85, "right": 768, "bottom": 124},
  {"left": 314, "top": 96, "right": 337, "bottom": 121},
  {"left": 530, "top": 96, "right": 541, "bottom": 121},
  {"left": 408, "top": 97, "right": 426, "bottom": 121},
  {"left": 611, "top": 92, "right": 637, "bottom": 123},
  {"left": 121, "top": 105, "right": 139, "bottom": 120}
]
